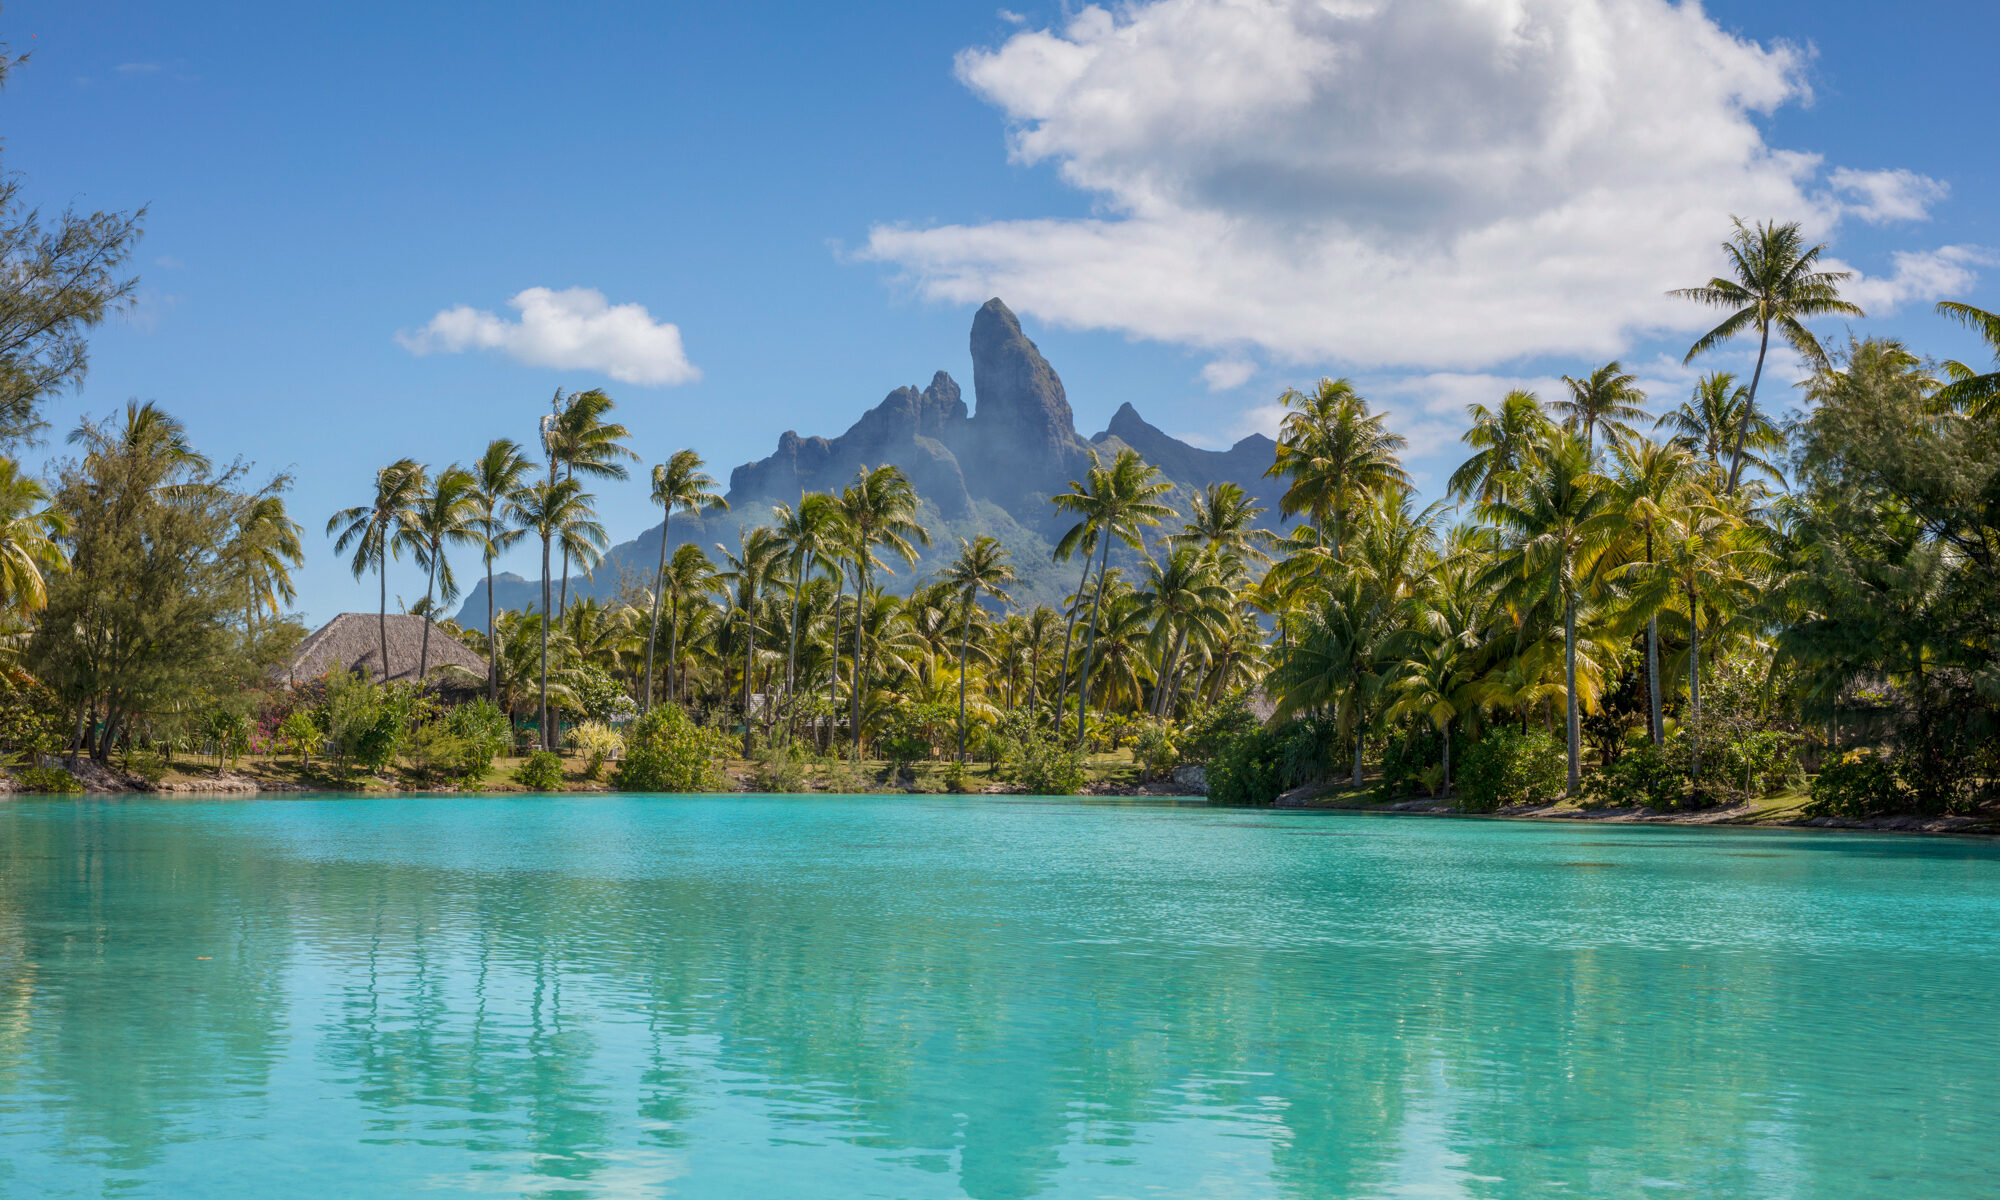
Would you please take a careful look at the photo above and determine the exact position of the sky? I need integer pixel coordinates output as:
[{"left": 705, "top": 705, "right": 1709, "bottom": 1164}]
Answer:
[{"left": 8, "top": 0, "right": 1998, "bottom": 624}]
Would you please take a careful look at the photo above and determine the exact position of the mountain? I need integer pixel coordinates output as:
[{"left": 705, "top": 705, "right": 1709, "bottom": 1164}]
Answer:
[{"left": 458, "top": 298, "right": 1287, "bottom": 625}]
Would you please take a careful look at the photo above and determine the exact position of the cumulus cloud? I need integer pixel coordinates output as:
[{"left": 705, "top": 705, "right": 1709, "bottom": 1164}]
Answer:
[
  {"left": 397, "top": 287, "right": 700, "bottom": 386},
  {"left": 1830, "top": 167, "right": 1948, "bottom": 224},
  {"left": 1200, "top": 358, "right": 1257, "bottom": 391},
  {"left": 865, "top": 0, "right": 1977, "bottom": 370},
  {"left": 1840, "top": 246, "right": 1993, "bottom": 313}
]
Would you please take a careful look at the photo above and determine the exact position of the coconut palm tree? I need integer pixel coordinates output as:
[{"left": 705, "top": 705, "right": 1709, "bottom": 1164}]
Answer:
[
  {"left": 540, "top": 388, "right": 636, "bottom": 612},
  {"left": 1168, "top": 481, "right": 1276, "bottom": 567},
  {"left": 835, "top": 465, "right": 929, "bottom": 754},
  {"left": 1933, "top": 301, "right": 2000, "bottom": 416},
  {"left": 1671, "top": 218, "right": 1862, "bottom": 493},
  {"left": 1135, "top": 544, "right": 1231, "bottom": 719},
  {"left": 1447, "top": 390, "right": 1555, "bottom": 505},
  {"left": 399, "top": 463, "right": 483, "bottom": 683},
  {"left": 642, "top": 450, "right": 727, "bottom": 714},
  {"left": 772, "top": 492, "right": 843, "bottom": 723},
  {"left": 233, "top": 490, "right": 303, "bottom": 630},
  {"left": 470, "top": 438, "right": 534, "bottom": 703},
  {"left": 1608, "top": 437, "right": 1697, "bottom": 745},
  {"left": 941, "top": 534, "right": 1016, "bottom": 761},
  {"left": 514, "top": 477, "right": 608, "bottom": 750},
  {"left": 1655, "top": 373, "right": 1783, "bottom": 486},
  {"left": 0, "top": 459, "right": 65, "bottom": 618},
  {"left": 1265, "top": 377, "right": 1409, "bottom": 560},
  {"left": 1553, "top": 362, "right": 1648, "bottom": 457},
  {"left": 1052, "top": 448, "right": 1175, "bottom": 746},
  {"left": 659, "top": 542, "right": 717, "bottom": 705},
  {"left": 328, "top": 458, "right": 426, "bottom": 678},
  {"left": 1477, "top": 430, "right": 1619, "bottom": 794},
  {"left": 716, "top": 525, "right": 787, "bottom": 749}
]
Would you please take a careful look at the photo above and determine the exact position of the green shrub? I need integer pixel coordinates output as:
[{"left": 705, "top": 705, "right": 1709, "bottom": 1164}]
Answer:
[
  {"left": 1178, "top": 695, "right": 1260, "bottom": 765},
  {"left": 1458, "top": 728, "right": 1567, "bottom": 812},
  {"left": 278, "top": 708, "right": 321, "bottom": 769},
  {"left": 570, "top": 720, "right": 626, "bottom": 780},
  {"left": 512, "top": 750, "right": 565, "bottom": 792},
  {"left": 1806, "top": 752, "right": 1904, "bottom": 818},
  {"left": 0, "top": 686, "right": 65, "bottom": 757},
  {"left": 1584, "top": 739, "right": 1689, "bottom": 810},
  {"left": 614, "top": 705, "right": 731, "bottom": 793},
  {"left": 1010, "top": 725, "right": 1087, "bottom": 796},
  {"left": 941, "top": 758, "right": 970, "bottom": 793},
  {"left": 201, "top": 707, "right": 250, "bottom": 769},
  {"left": 751, "top": 741, "right": 810, "bottom": 793},
  {"left": 18, "top": 764, "right": 83, "bottom": 794},
  {"left": 1131, "top": 719, "right": 1178, "bottom": 781},
  {"left": 1720, "top": 729, "right": 1802, "bottom": 798},
  {"left": 1208, "top": 725, "right": 1288, "bottom": 806},
  {"left": 124, "top": 747, "right": 168, "bottom": 784}
]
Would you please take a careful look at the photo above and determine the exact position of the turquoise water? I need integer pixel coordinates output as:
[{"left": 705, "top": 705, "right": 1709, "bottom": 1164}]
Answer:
[{"left": 1, "top": 796, "right": 1996, "bottom": 1199}]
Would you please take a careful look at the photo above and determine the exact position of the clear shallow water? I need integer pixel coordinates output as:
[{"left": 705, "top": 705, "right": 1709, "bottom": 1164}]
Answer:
[{"left": 1, "top": 795, "right": 1996, "bottom": 1199}]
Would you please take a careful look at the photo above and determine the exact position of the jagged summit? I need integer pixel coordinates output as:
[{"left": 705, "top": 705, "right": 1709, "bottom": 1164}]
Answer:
[{"left": 457, "top": 299, "right": 1286, "bottom": 624}]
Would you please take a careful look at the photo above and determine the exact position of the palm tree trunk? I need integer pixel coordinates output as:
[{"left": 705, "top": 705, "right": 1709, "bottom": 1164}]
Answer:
[
  {"left": 666, "top": 592, "right": 680, "bottom": 710},
  {"left": 1027, "top": 640, "right": 1041, "bottom": 713},
  {"left": 1074, "top": 535, "right": 1114, "bottom": 748},
  {"left": 957, "top": 601, "right": 972, "bottom": 763},
  {"left": 557, "top": 464, "right": 574, "bottom": 615},
  {"left": 418, "top": 555, "right": 436, "bottom": 683},
  {"left": 851, "top": 567, "right": 867, "bottom": 757},
  {"left": 828, "top": 575, "right": 843, "bottom": 754},
  {"left": 1564, "top": 589, "right": 1581, "bottom": 796},
  {"left": 1647, "top": 614, "right": 1663, "bottom": 746},
  {"left": 1442, "top": 720, "right": 1452, "bottom": 793},
  {"left": 784, "top": 556, "right": 807, "bottom": 741},
  {"left": 378, "top": 542, "right": 390, "bottom": 683},
  {"left": 643, "top": 512, "right": 670, "bottom": 715},
  {"left": 1725, "top": 323, "right": 1770, "bottom": 494},
  {"left": 487, "top": 555, "right": 500, "bottom": 704},
  {"left": 1053, "top": 550, "right": 1094, "bottom": 720},
  {"left": 1688, "top": 580, "right": 1701, "bottom": 786},
  {"left": 742, "top": 591, "right": 757, "bottom": 756},
  {"left": 539, "top": 534, "right": 552, "bottom": 752}
]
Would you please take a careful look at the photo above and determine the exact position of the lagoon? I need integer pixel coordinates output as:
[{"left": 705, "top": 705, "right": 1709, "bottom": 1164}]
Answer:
[{"left": 1, "top": 793, "right": 1996, "bottom": 1198}]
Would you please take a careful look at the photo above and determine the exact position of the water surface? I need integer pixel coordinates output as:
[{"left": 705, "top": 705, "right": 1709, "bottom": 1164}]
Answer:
[{"left": 1, "top": 794, "right": 1996, "bottom": 1198}]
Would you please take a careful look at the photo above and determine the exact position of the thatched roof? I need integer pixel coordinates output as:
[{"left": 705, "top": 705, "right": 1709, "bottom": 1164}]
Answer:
[{"left": 282, "top": 612, "right": 490, "bottom": 687}]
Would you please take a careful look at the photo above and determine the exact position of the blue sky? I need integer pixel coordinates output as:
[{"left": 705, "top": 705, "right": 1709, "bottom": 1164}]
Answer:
[{"left": 8, "top": 0, "right": 1997, "bottom": 623}]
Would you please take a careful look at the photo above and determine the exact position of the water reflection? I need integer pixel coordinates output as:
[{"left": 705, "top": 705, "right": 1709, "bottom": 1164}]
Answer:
[{"left": 0, "top": 796, "right": 1997, "bottom": 1198}]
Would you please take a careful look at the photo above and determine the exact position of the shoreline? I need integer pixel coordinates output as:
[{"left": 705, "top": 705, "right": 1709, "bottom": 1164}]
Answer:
[{"left": 1278, "top": 791, "right": 2000, "bottom": 838}]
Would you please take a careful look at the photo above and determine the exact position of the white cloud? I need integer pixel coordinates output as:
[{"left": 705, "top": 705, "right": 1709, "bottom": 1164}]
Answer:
[
  {"left": 866, "top": 0, "right": 1977, "bottom": 371},
  {"left": 1199, "top": 358, "right": 1256, "bottom": 391},
  {"left": 397, "top": 287, "right": 700, "bottom": 386},
  {"left": 1839, "top": 246, "right": 1992, "bottom": 314},
  {"left": 1830, "top": 167, "right": 1947, "bottom": 224}
]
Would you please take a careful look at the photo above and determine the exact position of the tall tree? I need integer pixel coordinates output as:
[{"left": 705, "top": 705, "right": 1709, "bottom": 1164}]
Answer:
[
  {"left": 1051, "top": 448, "right": 1174, "bottom": 747},
  {"left": 400, "top": 464, "right": 483, "bottom": 683},
  {"left": 715, "top": 525, "right": 787, "bottom": 751},
  {"left": 1608, "top": 437, "right": 1697, "bottom": 745},
  {"left": 0, "top": 458, "right": 66, "bottom": 618},
  {"left": 327, "top": 458, "right": 425, "bottom": 678},
  {"left": 835, "top": 465, "right": 929, "bottom": 754},
  {"left": 772, "top": 493, "right": 844, "bottom": 736},
  {"left": 1933, "top": 302, "right": 2000, "bottom": 417},
  {"left": 941, "top": 534, "right": 1016, "bottom": 762},
  {"left": 514, "top": 478, "right": 608, "bottom": 750},
  {"left": 1553, "top": 362, "right": 1648, "bottom": 457},
  {"left": 1671, "top": 218, "right": 1862, "bottom": 493},
  {"left": 1655, "top": 373, "right": 1782, "bottom": 486},
  {"left": 540, "top": 388, "right": 636, "bottom": 613},
  {"left": 642, "top": 450, "right": 726, "bottom": 714},
  {"left": 660, "top": 542, "right": 717, "bottom": 706},
  {"left": 1265, "top": 377, "right": 1408, "bottom": 561},
  {"left": 470, "top": 438, "right": 534, "bottom": 703},
  {"left": 1447, "top": 390, "right": 1555, "bottom": 504}
]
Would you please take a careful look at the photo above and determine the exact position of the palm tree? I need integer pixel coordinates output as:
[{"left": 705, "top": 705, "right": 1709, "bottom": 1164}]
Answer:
[
  {"left": 1447, "top": 390, "right": 1555, "bottom": 504},
  {"left": 1169, "top": 481, "right": 1275, "bottom": 567},
  {"left": 941, "top": 534, "right": 1017, "bottom": 761},
  {"left": 399, "top": 463, "right": 483, "bottom": 683},
  {"left": 716, "top": 525, "right": 787, "bottom": 750},
  {"left": 1051, "top": 448, "right": 1175, "bottom": 746},
  {"left": 470, "top": 438, "right": 534, "bottom": 703},
  {"left": 1021, "top": 604, "right": 1061, "bottom": 714},
  {"left": 1265, "top": 377, "right": 1409, "bottom": 560},
  {"left": 1135, "top": 545, "right": 1230, "bottom": 720},
  {"left": 1608, "top": 437, "right": 1696, "bottom": 745},
  {"left": 836, "top": 465, "right": 929, "bottom": 754},
  {"left": 1477, "top": 430, "right": 1618, "bottom": 794},
  {"left": 660, "top": 542, "right": 717, "bottom": 706},
  {"left": 643, "top": 450, "right": 727, "bottom": 713},
  {"left": 0, "top": 459, "right": 65, "bottom": 618},
  {"left": 327, "top": 458, "right": 426, "bottom": 678},
  {"left": 234, "top": 491, "right": 303, "bottom": 630},
  {"left": 772, "top": 492, "right": 843, "bottom": 728},
  {"left": 1655, "top": 373, "right": 1782, "bottom": 486},
  {"left": 1671, "top": 218, "right": 1862, "bottom": 493},
  {"left": 540, "top": 388, "right": 636, "bottom": 612},
  {"left": 1048, "top": 450, "right": 1108, "bottom": 718},
  {"left": 514, "top": 477, "right": 609, "bottom": 750},
  {"left": 1386, "top": 637, "right": 1479, "bottom": 793},
  {"left": 1933, "top": 301, "right": 2000, "bottom": 416},
  {"left": 1553, "top": 362, "right": 1648, "bottom": 457}
]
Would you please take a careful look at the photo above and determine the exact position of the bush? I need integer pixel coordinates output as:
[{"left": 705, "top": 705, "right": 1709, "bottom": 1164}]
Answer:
[
  {"left": 201, "top": 707, "right": 251, "bottom": 769},
  {"left": 569, "top": 665, "right": 638, "bottom": 723},
  {"left": 1010, "top": 725, "right": 1087, "bottom": 796},
  {"left": 0, "top": 686, "right": 65, "bottom": 758},
  {"left": 1458, "top": 728, "right": 1567, "bottom": 812},
  {"left": 1584, "top": 738, "right": 1689, "bottom": 810},
  {"left": 18, "top": 764, "right": 83, "bottom": 794},
  {"left": 941, "top": 758, "right": 971, "bottom": 793},
  {"left": 1130, "top": 720, "right": 1177, "bottom": 781},
  {"left": 614, "top": 705, "right": 731, "bottom": 793},
  {"left": 278, "top": 708, "right": 321, "bottom": 768},
  {"left": 751, "top": 741, "right": 810, "bottom": 793},
  {"left": 1720, "top": 729, "right": 1803, "bottom": 798},
  {"left": 1208, "top": 725, "right": 1288, "bottom": 806},
  {"left": 1178, "top": 695, "right": 1260, "bottom": 765},
  {"left": 1806, "top": 752, "right": 1904, "bottom": 818},
  {"left": 513, "top": 750, "right": 565, "bottom": 792},
  {"left": 124, "top": 747, "right": 168, "bottom": 784},
  {"left": 570, "top": 720, "right": 626, "bottom": 780}
]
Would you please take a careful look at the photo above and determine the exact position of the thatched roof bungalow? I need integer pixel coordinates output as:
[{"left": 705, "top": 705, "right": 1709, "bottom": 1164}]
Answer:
[{"left": 282, "top": 612, "right": 490, "bottom": 688}]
